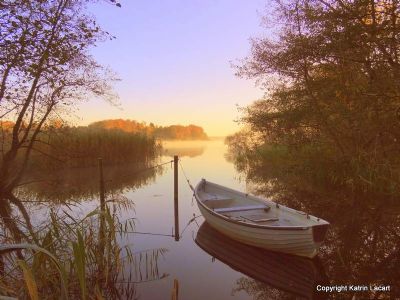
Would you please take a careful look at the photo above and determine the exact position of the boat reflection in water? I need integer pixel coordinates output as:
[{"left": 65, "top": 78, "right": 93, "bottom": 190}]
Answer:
[{"left": 195, "top": 222, "right": 329, "bottom": 300}]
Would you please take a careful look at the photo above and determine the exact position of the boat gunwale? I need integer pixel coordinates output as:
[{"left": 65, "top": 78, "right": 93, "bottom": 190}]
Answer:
[{"left": 194, "top": 179, "right": 329, "bottom": 231}]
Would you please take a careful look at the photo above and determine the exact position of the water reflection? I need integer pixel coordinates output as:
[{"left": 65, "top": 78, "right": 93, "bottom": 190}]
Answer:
[
  {"left": 195, "top": 222, "right": 328, "bottom": 300},
  {"left": 3, "top": 139, "right": 254, "bottom": 299},
  {"left": 17, "top": 140, "right": 210, "bottom": 202},
  {"left": 7, "top": 139, "right": 397, "bottom": 299},
  {"left": 126, "top": 248, "right": 169, "bottom": 283},
  {"left": 162, "top": 140, "right": 206, "bottom": 158},
  {"left": 17, "top": 162, "right": 165, "bottom": 203},
  {"left": 242, "top": 187, "right": 400, "bottom": 299},
  {"left": 226, "top": 144, "right": 400, "bottom": 299}
]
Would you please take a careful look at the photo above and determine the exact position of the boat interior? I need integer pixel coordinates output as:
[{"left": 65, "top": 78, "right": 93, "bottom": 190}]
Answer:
[{"left": 198, "top": 181, "right": 322, "bottom": 227}]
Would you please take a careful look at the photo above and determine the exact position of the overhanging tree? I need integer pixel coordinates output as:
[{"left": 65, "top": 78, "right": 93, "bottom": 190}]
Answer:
[
  {"left": 234, "top": 0, "right": 400, "bottom": 198},
  {"left": 0, "top": 0, "right": 118, "bottom": 240}
]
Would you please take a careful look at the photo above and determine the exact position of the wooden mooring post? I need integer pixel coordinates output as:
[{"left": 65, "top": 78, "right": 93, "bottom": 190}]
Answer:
[{"left": 174, "top": 155, "right": 179, "bottom": 241}]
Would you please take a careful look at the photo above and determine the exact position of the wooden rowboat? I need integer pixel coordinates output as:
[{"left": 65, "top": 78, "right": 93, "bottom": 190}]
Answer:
[
  {"left": 194, "top": 179, "right": 329, "bottom": 258},
  {"left": 195, "top": 222, "right": 328, "bottom": 299}
]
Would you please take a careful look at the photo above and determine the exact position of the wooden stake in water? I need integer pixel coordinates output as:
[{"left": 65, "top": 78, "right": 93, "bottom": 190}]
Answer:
[
  {"left": 171, "top": 278, "right": 179, "bottom": 300},
  {"left": 174, "top": 155, "right": 179, "bottom": 241}
]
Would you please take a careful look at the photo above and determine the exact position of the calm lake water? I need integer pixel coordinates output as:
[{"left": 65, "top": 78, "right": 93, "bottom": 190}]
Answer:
[
  {"left": 119, "top": 139, "right": 325, "bottom": 300},
  {"left": 122, "top": 139, "right": 279, "bottom": 300},
  {"left": 20, "top": 139, "right": 399, "bottom": 299}
]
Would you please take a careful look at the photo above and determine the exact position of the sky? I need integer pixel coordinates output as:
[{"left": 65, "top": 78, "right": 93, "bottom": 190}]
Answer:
[{"left": 77, "top": 0, "right": 267, "bottom": 136}]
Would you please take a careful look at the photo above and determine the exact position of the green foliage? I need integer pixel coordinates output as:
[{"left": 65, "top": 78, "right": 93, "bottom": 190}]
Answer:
[
  {"left": 72, "top": 230, "right": 86, "bottom": 300},
  {"left": 231, "top": 0, "right": 400, "bottom": 203},
  {"left": 0, "top": 243, "right": 69, "bottom": 299},
  {"left": 16, "top": 259, "right": 39, "bottom": 300}
]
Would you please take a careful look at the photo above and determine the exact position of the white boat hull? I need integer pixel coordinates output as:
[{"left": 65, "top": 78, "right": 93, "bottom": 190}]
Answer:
[
  {"left": 198, "top": 205, "right": 318, "bottom": 258},
  {"left": 195, "top": 179, "right": 329, "bottom": 258}
]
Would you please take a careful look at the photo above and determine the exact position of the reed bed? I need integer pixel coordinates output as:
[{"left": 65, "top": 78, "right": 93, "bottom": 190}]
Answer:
[
  {"left": 28, "top": 126, "right": 161, "bottom": 170},
  {"left": 0, "top": 197, "right": 167, "bottom": 299}
]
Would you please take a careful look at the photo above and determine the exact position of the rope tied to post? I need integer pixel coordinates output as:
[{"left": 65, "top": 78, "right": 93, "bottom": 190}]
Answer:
[{"left": 178, "top": 159, "right": 194, "bottom": 192}]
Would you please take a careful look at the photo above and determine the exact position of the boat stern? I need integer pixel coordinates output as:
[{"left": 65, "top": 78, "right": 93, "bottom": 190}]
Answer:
[{"left": 312, "top": 223, "right": 329, "bottom": 243}]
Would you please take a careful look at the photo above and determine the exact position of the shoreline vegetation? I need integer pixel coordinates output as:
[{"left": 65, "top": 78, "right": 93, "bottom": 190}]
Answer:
[
  {"left": 224, "top": 0, "right": 400, "bottom": 297},
  {"left": 225, "top": 0, "right": 400, "bottom": 206},
  {"left": 1, "top": 119, "right": 209, "bottom": 170},
  {"left": 0, "top": 1, "right": 164, "bottom": 298}
]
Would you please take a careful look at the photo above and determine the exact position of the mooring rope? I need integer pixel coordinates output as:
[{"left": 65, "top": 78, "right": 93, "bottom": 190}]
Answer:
[
  {"left": 178, "top": 159, "right": 194, "bottom": 192},
  {"left": 179, "top": 214, "right": 203, "bottom": 236},
  {"left": 117, "top": 230, "right": 174, "bottom": 237}
]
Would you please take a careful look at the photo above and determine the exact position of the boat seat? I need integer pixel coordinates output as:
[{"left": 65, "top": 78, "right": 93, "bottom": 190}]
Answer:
[
  {"left": 202, "top": 193, "right": 232, "bottom": 201},
  {"left": 204, "top": 199, "right": 234, "bottom": 209},
  {"left": 214, "top": 204, "right": 269, "bottom": 213},
  {"left": 240, "top": 216, "right": 279, "bottom": 223},
  {"left": 204, "top": 197, "right": 233, "bottom": 202}
]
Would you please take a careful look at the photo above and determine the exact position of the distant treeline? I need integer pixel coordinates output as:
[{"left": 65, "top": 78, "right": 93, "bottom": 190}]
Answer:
[{"left": 89, "top": 119, "right": 208, "bottom": 140}]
